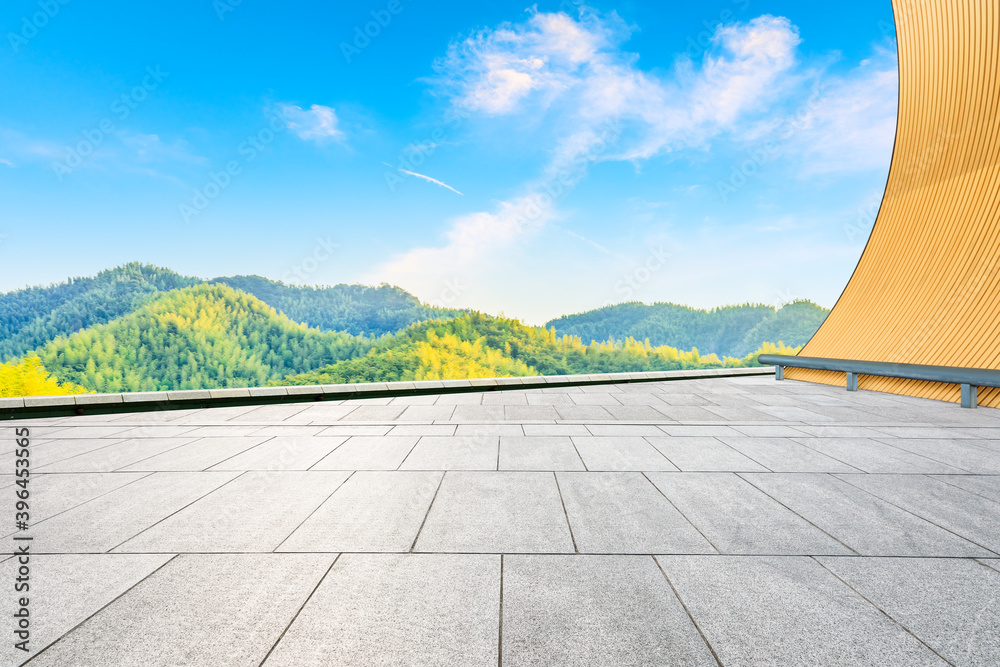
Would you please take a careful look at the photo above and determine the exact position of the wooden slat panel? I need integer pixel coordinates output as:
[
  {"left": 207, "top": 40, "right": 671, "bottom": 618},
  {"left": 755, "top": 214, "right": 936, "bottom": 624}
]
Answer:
[{"left": 786, "top": 0, "right": 1000, "bottom": 408}]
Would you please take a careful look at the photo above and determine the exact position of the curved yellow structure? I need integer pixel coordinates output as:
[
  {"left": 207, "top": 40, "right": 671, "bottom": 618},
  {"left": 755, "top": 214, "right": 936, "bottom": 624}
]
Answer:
[{"left": 787, "top": 0, "right": 1000, "bottom": 408}]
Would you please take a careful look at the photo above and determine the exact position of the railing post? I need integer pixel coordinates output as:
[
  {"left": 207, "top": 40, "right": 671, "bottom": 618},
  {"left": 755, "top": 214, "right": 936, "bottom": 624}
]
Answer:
[
  {"left": 846, "top": 372, "right": 859, "bottom": 392},
  {"left": 775, "top": 366, "right": 784, "bottom": 381},
  {"left": 961, "top": 384, "right": 978, "bottom": 409}
]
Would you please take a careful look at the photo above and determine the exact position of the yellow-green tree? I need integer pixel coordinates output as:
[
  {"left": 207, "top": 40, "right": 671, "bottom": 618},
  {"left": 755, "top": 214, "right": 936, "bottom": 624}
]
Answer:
[{"left": 0, "top": 356, "right": 91, "bottom": 398}]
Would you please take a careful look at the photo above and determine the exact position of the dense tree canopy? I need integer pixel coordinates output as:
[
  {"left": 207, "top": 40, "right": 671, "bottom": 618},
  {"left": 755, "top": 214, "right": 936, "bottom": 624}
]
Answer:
[{"left": 546, "top": 300, "right": 828, "bottom": 357}]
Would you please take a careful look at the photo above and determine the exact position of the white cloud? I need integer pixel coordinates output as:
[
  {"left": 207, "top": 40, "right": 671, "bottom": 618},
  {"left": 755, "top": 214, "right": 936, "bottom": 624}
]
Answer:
[
  {"left": 397, "top": 168, "right": 464, "bottom": 195},
  {"left": 784, "top": 47, "right": 898, "bottom": 174},
  {"left": 0, "top": 157, "right": 14, "bottom": 167},
  {"left": 280, "top": 103, "right": 345, "bottom": 142},
  {"left": 377, "top": 10, "right": 805, "bottom": 297}
]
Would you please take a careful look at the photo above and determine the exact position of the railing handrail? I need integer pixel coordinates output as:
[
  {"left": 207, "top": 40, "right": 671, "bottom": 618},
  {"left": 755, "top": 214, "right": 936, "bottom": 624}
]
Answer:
[{"left": 757, "top": 354, "right": 999, "bottom": 408}]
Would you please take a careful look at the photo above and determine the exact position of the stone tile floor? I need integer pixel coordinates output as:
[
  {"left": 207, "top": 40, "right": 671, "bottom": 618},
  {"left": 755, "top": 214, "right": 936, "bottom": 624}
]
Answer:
[{"left": 3, "top": 376, "right": 1000, "bottom": 665}]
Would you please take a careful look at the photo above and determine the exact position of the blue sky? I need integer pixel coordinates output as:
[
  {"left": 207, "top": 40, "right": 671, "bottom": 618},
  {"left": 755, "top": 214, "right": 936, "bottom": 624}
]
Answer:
[{"left": 1, "top": 0, "right": 897, "bottom": 324}]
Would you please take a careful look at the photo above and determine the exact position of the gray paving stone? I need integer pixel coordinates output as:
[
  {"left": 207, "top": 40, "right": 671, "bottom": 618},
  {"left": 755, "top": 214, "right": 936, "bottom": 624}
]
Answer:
[
  {"left": 554, "top": 405, "right": 615, "bottom": 420},
  {"left": 30, "top": 438, "right": 128, "bottom": 469},
  {"left": 118, "top": 436, "right": 271, "bottom": 471},
  {"left": 397, "top": 405, "right": 458, "bottom": 421},
  {"left": 111, "top": 425, "right": 200, "bottom": 438},
  {"left": 556, "top": 472, "right": 714, "bottom": 554},
  {"left": 742, "top": 473, "right": 990, "bottom": 557},
  {"left": 245, "top": 425, "right": 326, "bottom": 437},
  {"left": 455, "top": 424, "right": 524, "bottom": 436},
  {"left": 524, "top": 393, "right": 576, "bottom": 405},
  {"left": 657, "top": 555, "right": 947, "bottom": 666},
  {"left": 28, "top": 553, "right": 334, "bottom": 667},
  {"left": 37, "top": 437, "right": 198, "bottom": 473},
  {"left": 316, "top": 424, "right": 392, "bottom": 436},
  {"left": 658, "top": 425, "right": 743, "bottom": 437},
  {"left": 789, "top": 425, "right": 892, "bottom": 438},
  {"left": 341, "top": 405, "right": 406, "bottom": 421},
  {"left": 503, "top": 405, "right": 562, "bottom": 420},
  {"left": 520, "top": 424, "right": 591, "bottom": 436},
  {"left": 414, "top": 472, "right": 574, "bottom": 553},
  {"left": 116, "top": 471, "right": 350, "bottom": 553},
  {"left": 225, "top": 405, "right": 312, "bottom": 423},
  {"left": 208, "top": 436, "right": 347, "bottom": 470},
  {"left": 652, "top": 406, "right": 729, "bottom": 421},
  {"left": 264, "top": 554, "right": 499, "bottom": 666},
  {"left": 645, "top": 436, "right": 769, "bottom": 472},
  {"left": 11, "top": 472, "right": 239, "bottom": 553},
  {"left": 585, "top": 424, "right": 665, "bottom": 436},
  {"left": 451, "top": 405, "right": 506, "bottom": 421},
  {"left": 839, "top": 474, "right": 1000, "bottom": 554},
  {"left": 569, "top": 394, "right": 623, "bottom": 405},
  {"left": 931, "top": 475, "right": 1000, "bottom": 503},
  {"left": 792, "top": 437, "right": 969, "bottom": 473},
  {"left": 399, "top": 436, "right": 499, "bottom": 470},
  {"left": 278, "top": 471, "right": 442, "bottom": 552},
  {"left": 718, "top": 436, "right": 862, "bottom": 472},
  {"left": 817, "top": 556, "right": 1000, "bottom": 666},
  {"left": 388, "top": 424, "right": 458, "bottom": 436},
  {"left": 498, "top": 436, "right": 585, "bottom": 471},
  {"left": 570, "top": 436, "right": 678, "bottom": 471},
  {"left": 648, "top": 472, "right": 851, "bottom": 555},
  {"left": 42, "top": 426, "right": 133, "bottom": 439},
  {"left": 503, "top": 555, "right": 716, "bottom": 666},
  {"left": 433, "top": 393, "right": 485, "bottom": 405},
  {"left": 181, "top": 425, "right": 267, "bottom": 437},
  {"left": 12, "top": 472, "right": 148, "bottom": 524},
  {"left": 873, "top": 438, "right": 1000, "bottom": 474},
  {"left": 701, "top": 405, "right": 774, "bottom": 421},
  {"left": 0, "top": 553, "right": 172, "bottom": 666},
  {"left": 309, "top": 436, "right": 418, "bottom": 470},
  {"left": 873, "top": 426, "right": 987, "bottom": 439}
]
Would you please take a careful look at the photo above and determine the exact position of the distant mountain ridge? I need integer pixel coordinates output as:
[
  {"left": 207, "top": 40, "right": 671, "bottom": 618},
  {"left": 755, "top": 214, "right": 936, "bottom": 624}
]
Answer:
[
  {"left": 546, "top": 300, "right": 829, "bottom": 358},
  {"left": 0, "top": 263, "right": 464, "bottom": 362}
]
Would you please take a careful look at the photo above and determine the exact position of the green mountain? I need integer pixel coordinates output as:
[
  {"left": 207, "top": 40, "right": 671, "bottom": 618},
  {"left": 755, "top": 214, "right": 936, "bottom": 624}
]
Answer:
[
  {"left": 35, "top": 284, "right": 372, "bottom": 393},
  {"left": 0, "top": 263, "right": 201, "bottom": 362},
  {"left": 212, "top": 275, "right": 465, "bottom": 337},
  {"left": 280, "top": 312, "right": 779, "bottom": 386},
  {"left": 545, "top": 300, "right": 828, "bottom": 358},
  {"left": 0, "top": 263, "right": 464, "bottom": 361}
]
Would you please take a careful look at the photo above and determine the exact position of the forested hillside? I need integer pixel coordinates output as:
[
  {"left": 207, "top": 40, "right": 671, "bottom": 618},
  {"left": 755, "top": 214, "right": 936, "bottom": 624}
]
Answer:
[
  {"left": 0, "top": 264, "right": 200, "bottom": 361},
  {"left": 546, "top": 300, "right": 828, "bottom": 358},
  {"left": 213, "top": 275, "right": 465, "bottom": 336},
  {"left": 35, "top": 284, "right": 372, "bottom": 393},
  {"left": 0, "top": 263, "right": 464, "bottom": 361},
  {"left": 281, "top": 313, "right": 800, "bottom": 385}
]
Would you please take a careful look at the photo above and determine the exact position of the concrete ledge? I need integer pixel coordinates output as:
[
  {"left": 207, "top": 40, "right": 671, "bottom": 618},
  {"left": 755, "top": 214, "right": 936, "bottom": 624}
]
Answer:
[{"left": 0, "top": 367, "right": 774, "bottom": 421}]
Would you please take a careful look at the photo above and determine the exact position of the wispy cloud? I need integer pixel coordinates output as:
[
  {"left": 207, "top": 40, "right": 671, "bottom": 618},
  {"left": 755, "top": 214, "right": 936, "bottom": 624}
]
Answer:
[
  {"left": 376, "top": 9, "right": 805, "bottom": 298},
  {"left": 0, "top": 158, "right": 14, "bottom": 167},
  {"left": 280, "top": 103, "right": 345, "bottom": 142},
  {"left": 397, "top": 168, "right": 464, "bottom": 195}
]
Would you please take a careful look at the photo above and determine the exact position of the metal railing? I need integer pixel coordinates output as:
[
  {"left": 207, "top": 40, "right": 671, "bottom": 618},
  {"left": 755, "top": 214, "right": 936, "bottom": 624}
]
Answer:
[{"left": 757, "top": 354, "right": 1000, "bottom": 409}]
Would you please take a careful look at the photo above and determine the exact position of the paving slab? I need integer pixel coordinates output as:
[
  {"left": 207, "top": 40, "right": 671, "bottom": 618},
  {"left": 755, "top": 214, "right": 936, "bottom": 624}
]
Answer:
[
  {"left": 278, "top": 471, "right": 443, "bottom": 552},
  {"left": 741, "top": 473, "right": 990, "bottom": 557},
  {"left": 556, "top": 472, "right": 714, "bottom": 554},
  {"left": 520, "top": 424, "right": 591, "bottom": 436},
  {"left": 115, "top": 471, "right": 351, "bottom": 553},
  {"left": 648, "top": 472, "right": 851, "bottom": 555},
  {"left": 0, "top": 553, "right": 172, "bottom": 666},
  {"left": 871, "top": 438, "right": 1000, "bottom": 474},
  {"left": 399, "top": 435, "right": 499, "bottom": 470},
  {"left": 818, "top": 556, "right": 1000, "bottom": 666},
  {"left": 309, "top": 436, "right": 418, "bottom": 470},
  {"left": 36, "top": 437, "right": 198, "bottom": 473},
  {"left": 414, "top": 472, "right": 574, "bottom": 553},
  {"left": 388, "top": 424, "right": 458, "bottom": 436},
  {"left": 569, "top": 436, "right": 678, "bottom": 471},
  {"left": 30, "top": 438, "right": 128, "bottom": 469},
  {"left": 28, "top": 553, "right": 334, "bottom": 666},
  {"left": 645, "top": 436, "right": 769, "bottom": 472},
  {"left": 791, "top": 437, "right": 969, "bottom": 474},
  {"left": 207, "top": 436, "right": 348, "bottom": 470},
  {"left": 315, "top": 425, "right": 392, "bottom": 436},
  {"left": 8, "top": 472, "right": 148, "bottom": 524},
  {"left": 498, "top": 436, "right": 585, "bottom": 471},
  {"left": 264, "top": 554, "right": 499, "bottom": 666},
  {"left": 718, "top": 436, "right": 862, "bottom": 472},
  {"left": 839, "top": 474, "right": 1000, "bottom": 554},
  {"left": 930, "top": 475, "right": 1000, "bottom": 503},
  {"left": 503, "top": 555, "right": 716, "bottom": 666},
  {"left": 657, "top": 555, "right": 947, "bottom": 666},
  {"left": 397, "top": 405, "right": 458, "bottom": 421},
  {"left": 7, "top": 471, "right": 239, "bottom": 553},
  {"left": 117, "top": 436, "right": 271, "bottom": 471}
]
